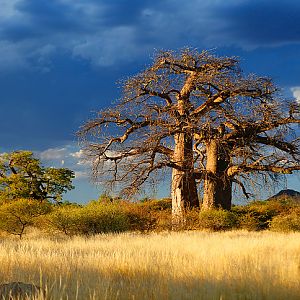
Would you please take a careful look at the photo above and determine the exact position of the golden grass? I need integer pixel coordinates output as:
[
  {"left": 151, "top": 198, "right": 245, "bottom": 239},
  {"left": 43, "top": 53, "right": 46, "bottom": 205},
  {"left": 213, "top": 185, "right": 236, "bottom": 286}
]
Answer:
[{"left": 0, "top": 230, "right": 300, "bottom": 299}]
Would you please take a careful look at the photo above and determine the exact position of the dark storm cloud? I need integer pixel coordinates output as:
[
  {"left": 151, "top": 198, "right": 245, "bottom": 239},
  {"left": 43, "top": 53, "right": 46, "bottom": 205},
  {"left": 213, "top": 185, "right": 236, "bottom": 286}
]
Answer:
[
  {"left": 1, "top": 0, "right": 300, "bottom": 70},
  {"left": 216, "top": 0, "right": 300, "bottom": 47},
  {"left": 0, "top": 0, "right": 94, "bottom": 42},
  {"left": 0, "top": 0, "right": 151, "bottom": 69},
  {"left": 1, "top": 0, "right": 300, "bottom": 151},
  {"left": 142, "top": 0, "right": 300, "bottom": 49},
  {"left": 102, "top": 0, "right": 156, "bottom": 26},
  {"left": 16, "top": 0, "right": 78, "bottom": 30}
]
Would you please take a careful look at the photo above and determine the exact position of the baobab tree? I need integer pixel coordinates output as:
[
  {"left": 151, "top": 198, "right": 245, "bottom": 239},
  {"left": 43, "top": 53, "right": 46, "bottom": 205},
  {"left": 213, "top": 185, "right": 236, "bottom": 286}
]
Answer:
[
  {"left": 199, "top": 96, "right": 300, "bottom": 210},
  {"left": 79, "top": 48, "right": 300, "bottom": 222}
]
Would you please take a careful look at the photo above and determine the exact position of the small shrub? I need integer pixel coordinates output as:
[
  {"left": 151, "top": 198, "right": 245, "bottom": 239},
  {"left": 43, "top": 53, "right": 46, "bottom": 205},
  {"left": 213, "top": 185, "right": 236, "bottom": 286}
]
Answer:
[
  {"left": 237, "top": 213, "right": 261, "bottom": 231},
  {"left": 185, "top": 209, "right": 201, "bottom": 230},
  {"left": 269, "top": 212, "right": 300, "bottom": 232},
  {"left": 46, "top": 201, "right": 132, "bottom": 236},
  {"left": 232, "top": 199, "right": 295, "bottom": 230},
  {"left": 131, "top": 198, "right": 173, "bottom": 231},
  {"left": 120, "top": 203, "right": 157, "bottom": 232},
  {"left": 44, "top": 206, "right": 84, "bottom": 236},
  {"left": 139, "top": 198, "right": 172, "bottom": 211},
  {"left": 0, "top": 199, "right": 52, "bottom": 238},
  {"left": 153, "top": 210, "right": 172, "bottom": 231},
  {"left": 197, "top": 209, "right": 238, "bottom": 231},
  {"left": 83, "top": 202, "right": 130, "bottom": 234}
]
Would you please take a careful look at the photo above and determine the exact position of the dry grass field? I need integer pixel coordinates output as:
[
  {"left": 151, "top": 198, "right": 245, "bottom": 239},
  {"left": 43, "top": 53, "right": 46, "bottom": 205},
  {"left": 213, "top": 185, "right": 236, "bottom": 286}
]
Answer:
[{"left": 0, "top": 230, "right": 299, "bottom": 299}]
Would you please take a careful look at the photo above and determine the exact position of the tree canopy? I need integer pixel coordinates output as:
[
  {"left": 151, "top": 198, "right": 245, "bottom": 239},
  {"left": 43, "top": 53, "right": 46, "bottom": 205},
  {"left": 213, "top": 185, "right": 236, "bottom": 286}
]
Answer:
[
  {"left": 0, "top": 151, "right": 75, "bottom": 202},
  {"left": 79, "top": 48, "right": 300, "bottom": 222}
]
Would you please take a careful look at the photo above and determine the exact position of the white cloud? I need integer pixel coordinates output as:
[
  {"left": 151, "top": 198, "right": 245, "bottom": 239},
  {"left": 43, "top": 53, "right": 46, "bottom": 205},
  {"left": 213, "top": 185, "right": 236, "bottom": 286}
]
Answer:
[
  {"left": 74, "top": 170, "right": 89, "bottom": 179},
  {"left": 38, "top": 145, "right": 93, "bottom": 180},
  {"left": 39, "top": 147, "right": 68, "bottom": 160},
  {"left": 70, "top": 149, "right": 85, "bottom": 158},
  {"left": 37, "top": 145, "right": 92, "bottom": 181},
  {"left": 291, "top": 87, "right": 300, "bottom": 103},
  {"left": 70, "top": 149, "right": 92, "bottom": 166}
]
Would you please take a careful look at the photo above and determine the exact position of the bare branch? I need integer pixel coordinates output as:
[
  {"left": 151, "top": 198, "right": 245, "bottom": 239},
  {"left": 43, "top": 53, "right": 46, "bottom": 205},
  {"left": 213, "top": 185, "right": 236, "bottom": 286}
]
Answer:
[
  {"left": 232, "top": 178, "right": 252, "bottom": 199},
  {"left": 228, "top": 164, "right": 300, "bottom": 177}
]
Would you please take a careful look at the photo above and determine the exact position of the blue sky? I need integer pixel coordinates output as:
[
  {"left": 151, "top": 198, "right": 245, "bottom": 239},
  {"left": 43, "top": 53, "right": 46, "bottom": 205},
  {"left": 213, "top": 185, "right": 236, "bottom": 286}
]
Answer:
[{"left": 0, "top": 0, "right": 300, "bottom": 202}]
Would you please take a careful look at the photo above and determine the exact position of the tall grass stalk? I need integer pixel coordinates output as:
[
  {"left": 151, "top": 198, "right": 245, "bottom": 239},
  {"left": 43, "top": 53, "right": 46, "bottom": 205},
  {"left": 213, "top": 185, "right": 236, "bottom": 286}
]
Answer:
[{"left": 0, "top": 230, "right": 299, "bottom": 299}]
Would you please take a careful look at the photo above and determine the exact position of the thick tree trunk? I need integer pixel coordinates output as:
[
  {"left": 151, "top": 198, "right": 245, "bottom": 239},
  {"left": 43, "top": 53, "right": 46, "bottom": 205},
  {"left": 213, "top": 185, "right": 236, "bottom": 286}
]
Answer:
[
  {"left": 202, "top": 140, "right": 232, "bottom": 210},
  {"left": 171, "top": 132, "right": 199, "bottom": 226}
]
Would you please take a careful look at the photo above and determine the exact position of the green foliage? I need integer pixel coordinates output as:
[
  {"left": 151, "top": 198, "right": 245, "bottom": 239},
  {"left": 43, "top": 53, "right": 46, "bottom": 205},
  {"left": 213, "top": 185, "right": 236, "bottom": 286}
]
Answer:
[
  {"left": 138, "top": 198, "right": 172, "bottom": 211},
  {"left": 42, "top": 167, "right": 74, "bottom": 201},
  {"left": 0, "top": 199, "right": 52, "bottom": 238},
  {"left": 232, "top": 199, "right": 294, "bottom": 230},
  {"left": 269, "top": 211, "right": 300, "bottom": 232},
  {"left": 133, "top": 198, "right": 173, "bottom": 231},
  {"left": 45, "top": 201, "right": 132, "bottom": 236},
  {"left": 237, "top": 213, "right": 261, "bottom": 231},
  {"left": 197, "top": 209, "right": 238, "bottom": 231},
  {"left": 44, "top": 206, "right": 85, "bottom": 236},
  {"left": 0, "top": 195, "right": 297, "bottom": 237},
  {"left": 0, "top": 151, "right": 74, "bottom": 202},
  {"left": 119, "top": 202, "right": 157, "bottom": 232},
  {"left": 44, "top": 198, "right": 173, "bottom": 236},
  {"left": 186, "top": 209, "right": 210, "bottom": 230},
  {"left": 83, "top": 201, "right": 131, "bottom": 234},
  {"left": 96, "top": 193, "right": 114, "bottom": 203}
]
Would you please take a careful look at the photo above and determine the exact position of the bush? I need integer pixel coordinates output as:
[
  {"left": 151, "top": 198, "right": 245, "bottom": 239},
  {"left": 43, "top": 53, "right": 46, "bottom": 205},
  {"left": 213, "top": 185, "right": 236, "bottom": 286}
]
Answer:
[
  {"left": 138, "top": 198, "right": 172, "bottom": 211},
  {"left": 184, "top": 209, "right": 201, "bottom": 230},
  {"left": 46, "top": 201, "right": 135, "bottom": 236},
  {"left": 83, "top": 201, "right": 131, "bottom": 234},
  {"left": 197, "top": 209, "right": 238, "bottom": 231},
  {"left": 0, "top": 199, "right": 52, "bottom": 238},
  {"left": 232, "top": 199, "right": 295, "bottom": 230},
  {"left": 269, "top": 211, "right": 300, "bottom": 232},
  {"left": 237, "top": 213, "right": 261, "bottom": 231},
  {"left": 151, "top": 210, "right": 172, "bottom": 231},
  {"left": 120, "top": 203, "right": 157, "bottom": 232},
  {"left": 44, "top": 199, "right": 175, "bottom": 235},
  {"left": 44, "top": 205, "right": 84, "bottom": 236}
]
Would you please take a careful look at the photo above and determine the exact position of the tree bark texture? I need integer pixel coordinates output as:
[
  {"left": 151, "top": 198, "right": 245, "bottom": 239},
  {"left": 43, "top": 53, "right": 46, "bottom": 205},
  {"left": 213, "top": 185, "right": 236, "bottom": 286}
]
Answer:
[
  {"left": 202, "top": 140, "right": 232, "bottom": 210},
  {"left": 171, "top": 132, "right": 199, "bottom": 225}
]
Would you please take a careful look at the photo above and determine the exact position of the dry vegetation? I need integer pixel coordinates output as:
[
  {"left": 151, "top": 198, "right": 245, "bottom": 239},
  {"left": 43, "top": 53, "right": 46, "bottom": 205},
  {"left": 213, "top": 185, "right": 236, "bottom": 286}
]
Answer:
[{"left": 0, "top": 230, "right": 300, "bottom": 299}]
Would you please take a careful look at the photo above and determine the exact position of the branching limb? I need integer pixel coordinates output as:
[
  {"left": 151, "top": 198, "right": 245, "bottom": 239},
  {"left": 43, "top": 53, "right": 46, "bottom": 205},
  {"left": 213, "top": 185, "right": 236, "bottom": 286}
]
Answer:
[
  {"left": 232, "top": 178, "right": 252, "bottom": 199},
  {"left": 228, "top": 163, "right": 300, "bottom": 177}
]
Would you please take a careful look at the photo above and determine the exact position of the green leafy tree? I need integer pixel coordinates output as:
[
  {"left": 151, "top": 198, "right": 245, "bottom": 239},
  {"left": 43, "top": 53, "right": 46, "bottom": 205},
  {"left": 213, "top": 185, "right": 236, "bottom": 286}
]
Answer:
[
  {"left": 0, "top": 198, "right": 52, "bottom": 238},
  {"left": 0, "top": 151, "right": 75, "bottom": 202}
]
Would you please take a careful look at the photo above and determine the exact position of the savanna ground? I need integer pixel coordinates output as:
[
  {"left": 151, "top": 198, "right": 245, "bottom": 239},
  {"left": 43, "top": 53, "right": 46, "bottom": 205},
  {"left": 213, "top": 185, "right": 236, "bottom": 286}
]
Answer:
[{"left": 0, "top": 230, "right": 300, "bottom": 300}]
